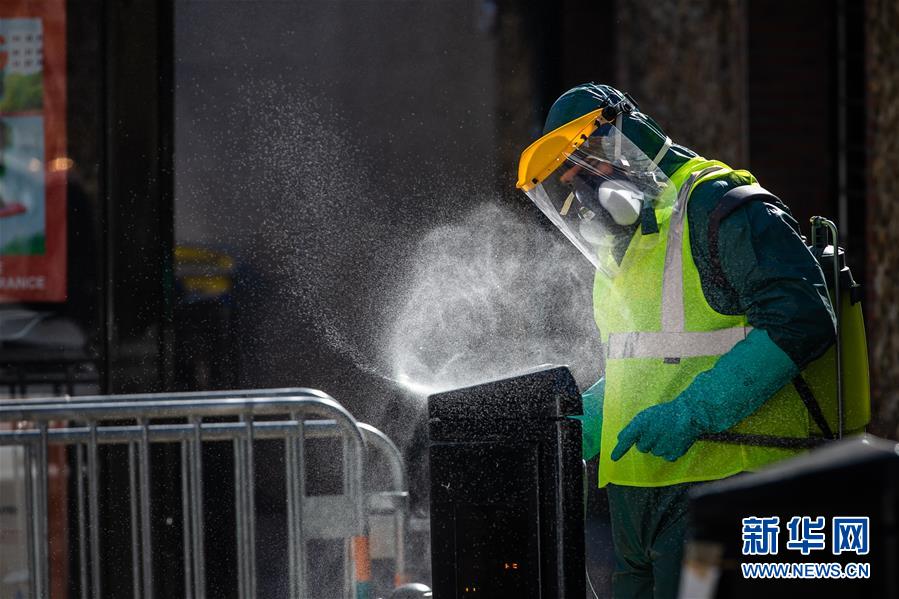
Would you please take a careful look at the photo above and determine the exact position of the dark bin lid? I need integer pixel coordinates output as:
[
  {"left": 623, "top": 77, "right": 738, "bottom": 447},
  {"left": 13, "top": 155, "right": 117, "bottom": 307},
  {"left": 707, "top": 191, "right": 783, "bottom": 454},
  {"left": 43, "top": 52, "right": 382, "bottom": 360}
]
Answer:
[{"left": 427, "top": 364, "right": 581, "bottom": 422}]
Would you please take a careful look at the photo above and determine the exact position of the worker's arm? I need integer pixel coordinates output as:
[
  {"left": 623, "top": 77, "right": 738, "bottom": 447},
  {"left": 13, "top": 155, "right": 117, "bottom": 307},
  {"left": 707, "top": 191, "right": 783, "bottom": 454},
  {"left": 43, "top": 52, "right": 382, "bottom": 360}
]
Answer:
[
  {"left": 611, "top": 180, "right": 836, "bottom": 462},
  {"left": 611, "top": 328, "right": 797, "bottom": 461},
  {"left": 715, "top": 194, "right": 836, "bottom": 368}
]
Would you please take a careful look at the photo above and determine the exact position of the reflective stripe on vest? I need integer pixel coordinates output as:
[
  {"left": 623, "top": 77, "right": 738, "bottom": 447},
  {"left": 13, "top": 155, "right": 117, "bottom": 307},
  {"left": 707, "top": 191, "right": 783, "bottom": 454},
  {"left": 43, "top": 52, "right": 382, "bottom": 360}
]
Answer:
[
  {"left": 608, "top": 165, "right": 754, "bottom": 361},
  {"left": 661, "top": 166, "right": 726, "bottom": 333},
  {"left": 607, "top": 327, "right": 753, "bottom": 360}
]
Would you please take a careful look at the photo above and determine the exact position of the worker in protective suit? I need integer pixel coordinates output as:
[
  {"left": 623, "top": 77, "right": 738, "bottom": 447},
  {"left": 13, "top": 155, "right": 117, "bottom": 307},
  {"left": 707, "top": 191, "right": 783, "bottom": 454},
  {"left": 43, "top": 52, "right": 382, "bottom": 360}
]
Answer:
[{"left": 516, "top": 83, "right": 845, "bottom": 598}]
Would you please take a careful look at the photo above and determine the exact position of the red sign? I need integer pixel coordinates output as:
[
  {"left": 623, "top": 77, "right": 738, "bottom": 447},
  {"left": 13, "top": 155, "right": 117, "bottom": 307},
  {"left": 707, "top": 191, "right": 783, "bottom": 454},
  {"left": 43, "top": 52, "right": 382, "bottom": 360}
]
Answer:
[{"left": 0, "top": 0, "right": 66, "bottom": 302}]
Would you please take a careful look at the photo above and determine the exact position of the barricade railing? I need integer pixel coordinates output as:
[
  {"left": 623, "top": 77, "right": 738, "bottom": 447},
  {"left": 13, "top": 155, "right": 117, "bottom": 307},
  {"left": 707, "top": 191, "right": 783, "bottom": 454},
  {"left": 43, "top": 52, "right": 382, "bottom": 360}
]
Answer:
[
  {"left": 358, "top": 423, "right": 409, "bottom": 589},
  {"left": 0, "top": 388, "right": 408, "bottom": 599}
]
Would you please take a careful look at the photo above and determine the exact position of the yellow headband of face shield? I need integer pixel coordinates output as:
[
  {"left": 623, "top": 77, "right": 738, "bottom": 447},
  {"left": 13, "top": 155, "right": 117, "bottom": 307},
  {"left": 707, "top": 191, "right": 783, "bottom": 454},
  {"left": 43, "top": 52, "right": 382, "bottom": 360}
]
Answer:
[{"left": 516, "top": 108, "right": 608, "bottom": 192}]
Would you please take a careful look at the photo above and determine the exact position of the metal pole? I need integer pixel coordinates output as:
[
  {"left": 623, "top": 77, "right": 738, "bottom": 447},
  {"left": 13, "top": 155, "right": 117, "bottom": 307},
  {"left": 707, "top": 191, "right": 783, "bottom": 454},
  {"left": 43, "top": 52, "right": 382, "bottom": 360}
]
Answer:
[
  {"left": 395, "top": 508, "right": 406, "bottom": 586},
  {"left": 189, "top": 416, "right": 206, "bottom": 597},
  {"left": 0, "top": 420, "right": 373, "bottom": 446},
  {"left": 180, "top": 441, "right": 193, "bottom": 599},
  {"left": 23, "top": 444, "right": 36, "bottom": 599},
  {"left": 810, "top": 217, "right": 845, "bottom": 439},
  {"left": 825, "top": 219, "right": 844, "bottom": 439},
  {"left": 343, "top": 436, "right": 354, "bottom": 598},
  {"left": 285, "top": 420, "right": 297, "bottom": 598},
  {"left": 76, "top": 443, "right": 88, "bottom": 599},
  {"left": 37, "top": 423, "right": 50, "bottom": 597},
  {"left": 88, "top": 421, "right": 102, "bottom": 598},
  {"left": 129, "top": 443, "right": 142, "bottom": 599},
  {"left": 295, "top": 419, "right": 306, "bottom": 599},
  {"left": 359, "top": 423, "right": 409, "bottom": 585},
  {"left": 233, "top": 434, "right": 247, "bottom": 599},
  {"left": 139, "top": 418, "right": 154, "bottom": 597},
  {"left": 243, "top": 413, "right": 257, "bottom": 598},
  {"left": 345, "top": 537, "right": 353, "bottom": 599},
  {"left": 818, "top": 217, "right": 844, "bottom": 438}
]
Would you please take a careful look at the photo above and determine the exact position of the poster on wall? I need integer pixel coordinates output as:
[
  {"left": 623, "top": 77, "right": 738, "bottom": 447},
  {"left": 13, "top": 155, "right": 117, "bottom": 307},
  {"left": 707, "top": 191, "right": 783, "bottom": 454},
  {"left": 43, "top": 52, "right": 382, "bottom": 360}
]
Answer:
[{"left": 0, "top": 0, "right": 66, "bottom": 302}]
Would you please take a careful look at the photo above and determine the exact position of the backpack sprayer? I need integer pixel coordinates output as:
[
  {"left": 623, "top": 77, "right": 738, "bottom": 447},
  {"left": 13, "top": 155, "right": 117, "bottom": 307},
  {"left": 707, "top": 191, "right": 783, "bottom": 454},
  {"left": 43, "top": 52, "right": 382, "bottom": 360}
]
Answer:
[
  {"left": 812, "top": 217, "right": 845, "bottom": 437},
  {"left": 700, "top": 194, "right": 870, "bottom": 449},
  {"left": 807, "top": 216, "right": 870, "bottom": 440}
]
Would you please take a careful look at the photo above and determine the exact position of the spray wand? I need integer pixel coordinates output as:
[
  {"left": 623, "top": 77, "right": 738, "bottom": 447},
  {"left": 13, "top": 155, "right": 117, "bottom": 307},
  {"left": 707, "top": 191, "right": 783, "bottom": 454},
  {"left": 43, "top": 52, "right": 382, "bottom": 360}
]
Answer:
[{"left": 810, "top": 216, "right": 843, "bottom": 439}]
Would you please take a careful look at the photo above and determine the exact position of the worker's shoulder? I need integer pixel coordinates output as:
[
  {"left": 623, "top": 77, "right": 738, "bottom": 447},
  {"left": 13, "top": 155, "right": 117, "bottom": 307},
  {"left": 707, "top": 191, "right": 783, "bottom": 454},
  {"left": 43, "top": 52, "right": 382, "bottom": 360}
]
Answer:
[
  {"left": 686, "top": 174, "right": 743, "bottom": 230},
  {"left": 688, "top": 173, "right": 792, "bottom": 232}
]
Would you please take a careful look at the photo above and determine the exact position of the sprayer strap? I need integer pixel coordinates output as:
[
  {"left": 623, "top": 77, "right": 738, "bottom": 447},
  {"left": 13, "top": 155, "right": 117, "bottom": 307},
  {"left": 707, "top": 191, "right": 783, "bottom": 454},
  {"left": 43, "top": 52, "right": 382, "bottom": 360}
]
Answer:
[
  {"left": 700, "top": 432, "right": 828, "bottom": 450},
  {"left": 792, "top": 374, "right": 836, "bottom": 440},
  {"left": 701, "top": 379, "right": 835, "bottom": 450},
  {"left": 706, "top": 184, "right": 785, "bottom": 294},
  {"left": 651, "top": 136, "right": 672, "bottom": 167},
  {"left": 701, "top": 364, "right": 835, "bottom": 450}
]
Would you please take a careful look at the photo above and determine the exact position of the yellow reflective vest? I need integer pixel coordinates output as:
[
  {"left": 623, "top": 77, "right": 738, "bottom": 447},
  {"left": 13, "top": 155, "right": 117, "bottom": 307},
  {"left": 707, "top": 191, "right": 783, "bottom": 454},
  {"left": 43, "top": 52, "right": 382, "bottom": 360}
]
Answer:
[{"left": 594, "top": 158, "right": 810, "bottom": 487}]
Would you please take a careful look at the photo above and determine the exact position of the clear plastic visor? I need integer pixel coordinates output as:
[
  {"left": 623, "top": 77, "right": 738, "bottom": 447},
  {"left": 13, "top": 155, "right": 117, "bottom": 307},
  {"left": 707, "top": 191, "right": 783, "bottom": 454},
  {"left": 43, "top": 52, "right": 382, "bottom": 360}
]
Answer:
[{"left": 524, "top": 121, "right": 673, "bottom": 276}]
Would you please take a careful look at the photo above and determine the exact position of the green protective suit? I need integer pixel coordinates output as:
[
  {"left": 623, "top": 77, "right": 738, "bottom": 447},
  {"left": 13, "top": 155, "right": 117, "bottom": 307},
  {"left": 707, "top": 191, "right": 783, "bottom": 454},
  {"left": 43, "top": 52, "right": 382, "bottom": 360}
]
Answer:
[
  {"left": 606, "top": 482, "right": 693, "bottom": 599},
  {"left": 545, "top": 84, "right": 836, "bottom": 598}
]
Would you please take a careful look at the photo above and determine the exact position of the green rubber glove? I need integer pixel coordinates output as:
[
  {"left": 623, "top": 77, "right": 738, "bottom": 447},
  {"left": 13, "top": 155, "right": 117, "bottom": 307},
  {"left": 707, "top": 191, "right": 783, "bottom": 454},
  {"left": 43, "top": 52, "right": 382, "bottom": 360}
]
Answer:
[
  {"left": 610, "top": 329, "right": 800, "bottom": 462},
  {"left": 571, "top": 378, "right": 604, "bottom": 460}
]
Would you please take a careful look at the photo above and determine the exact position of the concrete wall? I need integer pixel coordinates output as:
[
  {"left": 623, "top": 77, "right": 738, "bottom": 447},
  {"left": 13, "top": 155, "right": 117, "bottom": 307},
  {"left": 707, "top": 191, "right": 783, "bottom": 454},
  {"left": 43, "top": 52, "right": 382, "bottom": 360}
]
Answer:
[
  {"left": 615, "top": 0, "right": 748, "bottom": 165},
  {"left": 866, "top": 0, "right": 899, "bottom": 436}
]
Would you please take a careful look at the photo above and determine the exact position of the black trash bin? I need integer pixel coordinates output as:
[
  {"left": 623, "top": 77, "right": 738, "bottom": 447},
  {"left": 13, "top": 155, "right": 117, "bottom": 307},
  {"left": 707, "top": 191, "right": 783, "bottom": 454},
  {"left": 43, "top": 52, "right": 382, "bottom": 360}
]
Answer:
[{"left": 427, "top": 365, "right": 585, "bottom": 599}]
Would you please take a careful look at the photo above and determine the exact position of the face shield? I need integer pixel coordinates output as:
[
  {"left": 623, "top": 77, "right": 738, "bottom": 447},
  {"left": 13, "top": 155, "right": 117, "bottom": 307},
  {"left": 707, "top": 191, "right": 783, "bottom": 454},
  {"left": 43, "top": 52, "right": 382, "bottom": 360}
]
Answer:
[{"left": 517, "top": 108, "right": 674, "bottom": 277}]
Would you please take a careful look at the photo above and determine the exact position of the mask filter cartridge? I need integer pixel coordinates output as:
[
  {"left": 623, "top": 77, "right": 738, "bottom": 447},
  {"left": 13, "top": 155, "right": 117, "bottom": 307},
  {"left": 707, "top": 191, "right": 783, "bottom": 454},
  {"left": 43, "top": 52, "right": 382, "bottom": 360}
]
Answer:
[{"left": 597, "top": 181, "right": 643, "bottom": 226}]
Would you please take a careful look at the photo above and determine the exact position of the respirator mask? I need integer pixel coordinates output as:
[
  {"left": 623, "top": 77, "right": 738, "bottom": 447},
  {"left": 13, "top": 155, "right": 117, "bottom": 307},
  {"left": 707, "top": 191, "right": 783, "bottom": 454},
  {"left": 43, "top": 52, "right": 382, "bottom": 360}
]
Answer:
[{"left": 517, "top": 104, "right": 675, "bottom": 278}]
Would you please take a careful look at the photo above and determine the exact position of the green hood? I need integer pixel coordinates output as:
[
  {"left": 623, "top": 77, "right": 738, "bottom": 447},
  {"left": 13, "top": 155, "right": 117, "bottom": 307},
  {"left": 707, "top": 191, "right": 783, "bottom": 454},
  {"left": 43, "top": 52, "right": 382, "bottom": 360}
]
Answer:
[{"left": 543, "top": 83, "right": 695, "bottom": 177}]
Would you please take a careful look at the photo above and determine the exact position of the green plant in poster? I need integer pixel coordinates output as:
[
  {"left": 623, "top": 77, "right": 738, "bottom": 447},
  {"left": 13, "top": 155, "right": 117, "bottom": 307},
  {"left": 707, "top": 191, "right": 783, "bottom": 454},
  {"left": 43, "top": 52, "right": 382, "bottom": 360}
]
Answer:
[
  {"left": 0, "top": 118, "right": 10, "bottom": 176},
  {"left": 0, "top": 113, "right": 45, "bottom": 256},
  {"left": 1, "top": 233, "right": 43, "bottom": 254},
  {"left": 0, "top": 72, "right": 42, "bottom": 113}
]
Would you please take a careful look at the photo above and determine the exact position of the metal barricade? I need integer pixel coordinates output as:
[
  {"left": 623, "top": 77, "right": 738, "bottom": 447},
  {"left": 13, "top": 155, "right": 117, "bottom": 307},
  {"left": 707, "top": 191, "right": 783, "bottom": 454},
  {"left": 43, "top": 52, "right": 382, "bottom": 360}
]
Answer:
[
  {"left": 358, "top": 423, "right": 409, "bottom": 588},
  {"left": 0, "top": 389, "right": 380, "bottom": 599}
]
